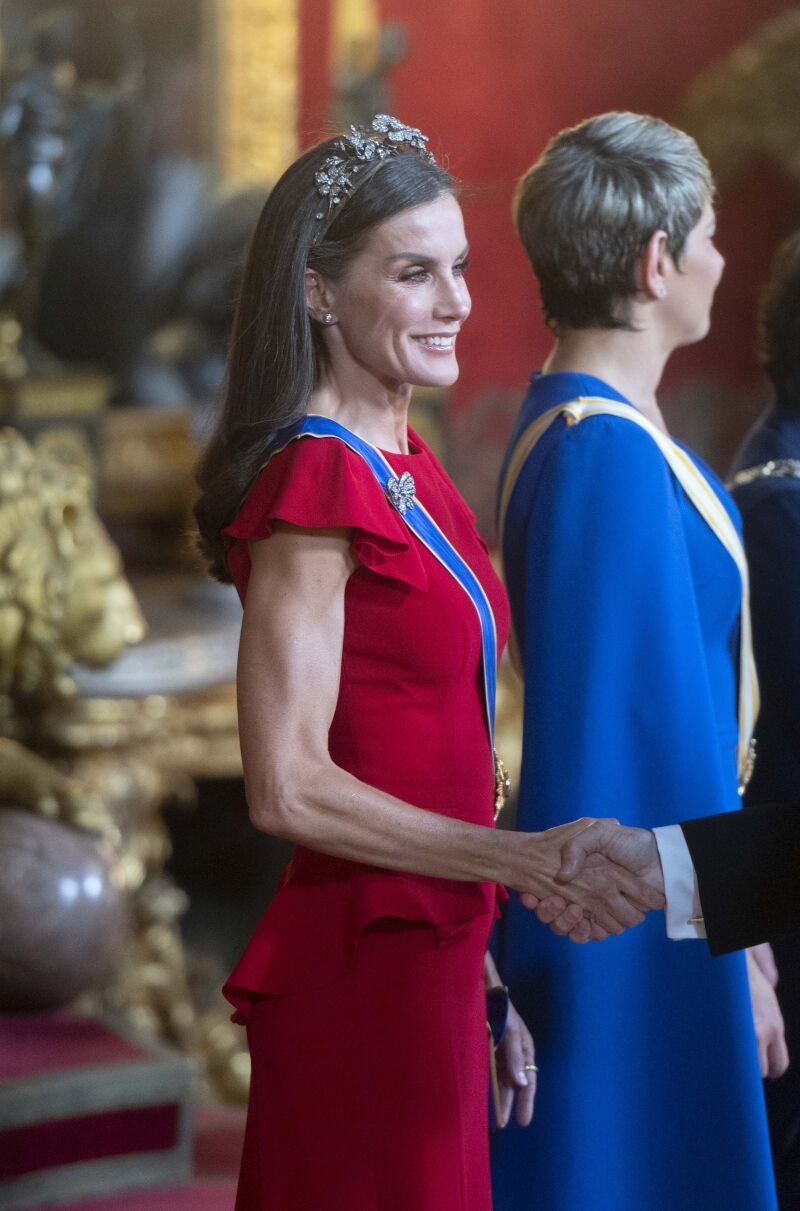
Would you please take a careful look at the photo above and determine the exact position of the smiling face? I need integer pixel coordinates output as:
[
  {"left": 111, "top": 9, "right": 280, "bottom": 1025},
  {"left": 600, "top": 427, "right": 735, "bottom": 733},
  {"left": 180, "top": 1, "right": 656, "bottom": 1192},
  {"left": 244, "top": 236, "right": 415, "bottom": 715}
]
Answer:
[
  {"left": 664, "top": 201, "right": 725, "bottom": 347},
  {"left": 320, "top": 191, "right": 472, "bottom": 391}
]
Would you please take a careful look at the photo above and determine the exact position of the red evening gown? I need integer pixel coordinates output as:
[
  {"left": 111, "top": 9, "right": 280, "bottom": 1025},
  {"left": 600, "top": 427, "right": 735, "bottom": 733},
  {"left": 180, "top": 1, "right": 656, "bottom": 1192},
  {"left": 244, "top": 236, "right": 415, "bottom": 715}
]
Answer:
[{"left": 223, "top": 426, "right": 509, "bottom": 1211}]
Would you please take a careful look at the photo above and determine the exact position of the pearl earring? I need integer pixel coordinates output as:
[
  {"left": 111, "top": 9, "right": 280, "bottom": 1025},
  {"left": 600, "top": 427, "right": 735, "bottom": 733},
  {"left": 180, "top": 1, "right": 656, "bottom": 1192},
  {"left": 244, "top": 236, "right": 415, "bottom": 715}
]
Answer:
[{"left": 656, "top": 283, "right": 666, "bottom": 298}]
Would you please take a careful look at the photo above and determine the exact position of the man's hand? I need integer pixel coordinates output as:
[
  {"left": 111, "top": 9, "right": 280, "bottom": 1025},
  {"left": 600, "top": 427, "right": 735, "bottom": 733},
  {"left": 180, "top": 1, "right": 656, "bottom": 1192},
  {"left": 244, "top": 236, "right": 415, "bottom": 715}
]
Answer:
[
  {"left": 520, "top": 819, "right": 666, "bottom": 942},
  {"left": 749, "top": 941, "right": 779, "bottom": 989},
  {"left": 747, "top": 947, "right": 789, "bottom": 1079}
]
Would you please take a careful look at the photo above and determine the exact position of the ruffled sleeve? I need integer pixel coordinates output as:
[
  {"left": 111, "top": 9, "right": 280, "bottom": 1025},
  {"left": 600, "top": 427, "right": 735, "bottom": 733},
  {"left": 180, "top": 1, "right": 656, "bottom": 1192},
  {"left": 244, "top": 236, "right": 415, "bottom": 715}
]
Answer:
[{"left": 224, "top": 435, "right": 427, "bottom": 597}]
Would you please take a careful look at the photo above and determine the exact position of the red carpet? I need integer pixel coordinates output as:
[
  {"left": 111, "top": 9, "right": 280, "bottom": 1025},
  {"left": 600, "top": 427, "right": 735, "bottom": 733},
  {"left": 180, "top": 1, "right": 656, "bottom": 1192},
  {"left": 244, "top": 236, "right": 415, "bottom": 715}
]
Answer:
[
  {"left": 44, "top": 1105, "right": 244, "bottom": 1210},
  {"left": 193, "top": 1106, "right": 247, "bottom": 1179},
  {"left": 0, "top": 1011, "right": 244, "bottom": 1210},
  {"left": 0, "top": 1013, "right": 150, "bottom": 1082},
  {"left": 53, "top": 1179, "right": 239, "bottom": 1210}
]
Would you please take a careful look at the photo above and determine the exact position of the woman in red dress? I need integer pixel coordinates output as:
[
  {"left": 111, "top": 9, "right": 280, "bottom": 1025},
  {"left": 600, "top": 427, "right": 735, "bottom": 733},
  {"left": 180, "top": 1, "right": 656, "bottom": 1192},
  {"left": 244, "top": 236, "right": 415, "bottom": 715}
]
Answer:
[{"left": 193, "top": 116, "right": 658, "bottom": 1211}]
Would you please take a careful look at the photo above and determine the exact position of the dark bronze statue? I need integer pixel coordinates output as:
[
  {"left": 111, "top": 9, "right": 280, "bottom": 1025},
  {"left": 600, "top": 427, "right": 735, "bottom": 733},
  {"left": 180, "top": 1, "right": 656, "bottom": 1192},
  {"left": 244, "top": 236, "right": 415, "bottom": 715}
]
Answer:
[
  {"left": 0, "top": 8, "right": 78, "bottom": 353},
  {"left": 0, "top": 3, "right": 144, "bottom": 374}
]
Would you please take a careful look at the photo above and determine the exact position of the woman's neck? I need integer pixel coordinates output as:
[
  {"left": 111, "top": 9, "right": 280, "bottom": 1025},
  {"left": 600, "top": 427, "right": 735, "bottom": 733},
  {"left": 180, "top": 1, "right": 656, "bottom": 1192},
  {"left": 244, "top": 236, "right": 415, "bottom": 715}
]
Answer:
[
  {"left": 309, "top": 375, "right": 413, "bottom": 454},
  {"left": 543, "top": 327, "right": 671, "bottom": 433}
]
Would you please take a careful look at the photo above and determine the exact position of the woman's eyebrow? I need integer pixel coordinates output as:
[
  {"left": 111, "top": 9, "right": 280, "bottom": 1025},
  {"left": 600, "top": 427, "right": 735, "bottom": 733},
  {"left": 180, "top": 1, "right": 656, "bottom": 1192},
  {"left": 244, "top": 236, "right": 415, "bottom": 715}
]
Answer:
[
  {"left": 385, "top": 252, "right": 436, "bottom": 264},
  {"left": 385, "top": 245, "right": 470, "bottom": 264}
]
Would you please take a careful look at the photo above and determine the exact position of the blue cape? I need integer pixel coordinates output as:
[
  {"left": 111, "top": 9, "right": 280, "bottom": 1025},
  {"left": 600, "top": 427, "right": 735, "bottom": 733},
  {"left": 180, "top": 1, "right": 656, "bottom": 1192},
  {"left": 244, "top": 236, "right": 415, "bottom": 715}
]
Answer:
[{"left": 491, "top": 372, "right": 776, "bottom": 1210}]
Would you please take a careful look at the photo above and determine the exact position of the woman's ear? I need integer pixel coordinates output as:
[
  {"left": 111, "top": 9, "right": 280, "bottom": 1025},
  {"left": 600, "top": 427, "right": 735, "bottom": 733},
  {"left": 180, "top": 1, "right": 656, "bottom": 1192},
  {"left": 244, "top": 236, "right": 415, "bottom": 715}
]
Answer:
[
  {"left": 638, "top": 229, "right": 670, "bottom": 300},
  {"left": 305, "top": 269, "right": 337, "bottom": 322}
]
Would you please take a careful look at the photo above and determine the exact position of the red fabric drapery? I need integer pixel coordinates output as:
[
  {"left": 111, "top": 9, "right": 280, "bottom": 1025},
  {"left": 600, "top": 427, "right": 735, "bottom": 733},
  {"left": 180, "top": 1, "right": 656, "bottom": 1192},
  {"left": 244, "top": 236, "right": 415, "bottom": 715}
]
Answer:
[{"left": 374, "top": 0, "right": 798, "bottom": 409}]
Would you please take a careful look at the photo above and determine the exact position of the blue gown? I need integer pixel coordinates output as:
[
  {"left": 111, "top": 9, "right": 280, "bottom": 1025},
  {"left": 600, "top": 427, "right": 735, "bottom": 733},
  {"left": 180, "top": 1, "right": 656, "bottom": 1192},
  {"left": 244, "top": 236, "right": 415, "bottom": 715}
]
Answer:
[{"left": 491, "top": 372, "right": 777, "bottom": 1211}]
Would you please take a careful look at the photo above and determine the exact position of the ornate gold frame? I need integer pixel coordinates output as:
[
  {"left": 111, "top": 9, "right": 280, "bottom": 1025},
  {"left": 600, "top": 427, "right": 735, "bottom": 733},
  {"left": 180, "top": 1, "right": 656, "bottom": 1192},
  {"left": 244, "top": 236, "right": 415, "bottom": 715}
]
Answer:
[{"left": 210, "top": 0, "right": 300, "bottom": 188}]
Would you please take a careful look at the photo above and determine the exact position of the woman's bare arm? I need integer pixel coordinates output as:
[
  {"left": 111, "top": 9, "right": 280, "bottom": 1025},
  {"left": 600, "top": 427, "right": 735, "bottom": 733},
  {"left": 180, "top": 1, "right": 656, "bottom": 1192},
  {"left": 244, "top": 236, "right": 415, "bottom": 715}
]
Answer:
[{"left": 236, "top": 523, "right": 662, "bottom": 929}]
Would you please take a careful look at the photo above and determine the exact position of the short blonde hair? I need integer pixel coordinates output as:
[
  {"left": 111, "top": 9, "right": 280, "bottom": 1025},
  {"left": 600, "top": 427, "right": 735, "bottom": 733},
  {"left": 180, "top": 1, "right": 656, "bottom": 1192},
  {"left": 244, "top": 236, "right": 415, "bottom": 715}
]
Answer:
[{"left": 514, "top": 112, "right": 714, "bottom": 330}]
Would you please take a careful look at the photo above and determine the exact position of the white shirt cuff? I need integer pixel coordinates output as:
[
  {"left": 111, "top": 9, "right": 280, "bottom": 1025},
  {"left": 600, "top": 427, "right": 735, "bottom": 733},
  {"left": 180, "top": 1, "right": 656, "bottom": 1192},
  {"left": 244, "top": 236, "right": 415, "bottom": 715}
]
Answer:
[{"left": 653, "top": 825, "right": 706, "bottom": 940}]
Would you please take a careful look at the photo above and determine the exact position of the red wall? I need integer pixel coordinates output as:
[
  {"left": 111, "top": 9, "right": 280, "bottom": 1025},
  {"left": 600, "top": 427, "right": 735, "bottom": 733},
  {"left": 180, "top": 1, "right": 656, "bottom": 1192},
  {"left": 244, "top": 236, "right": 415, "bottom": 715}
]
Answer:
[
  {"left": 299, "top": 0, "right": 332, "bottom": 145},
  {"left": 376, "top": 0, "right": 799, "bottom": 437}
]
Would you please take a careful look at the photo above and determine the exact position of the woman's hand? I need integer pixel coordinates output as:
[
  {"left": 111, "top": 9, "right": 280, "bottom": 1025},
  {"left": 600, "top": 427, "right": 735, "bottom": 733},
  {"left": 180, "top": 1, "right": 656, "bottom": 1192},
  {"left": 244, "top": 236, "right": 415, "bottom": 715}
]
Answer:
[
  {"left": 746, "top": 947, "right": 789, "bottom": 1079},
  {"left": 495, "top": 997, "right": 537, "bottom": 1127},
  {"left": 483, "top": 951, "right": 536, "bottom": 1126}
]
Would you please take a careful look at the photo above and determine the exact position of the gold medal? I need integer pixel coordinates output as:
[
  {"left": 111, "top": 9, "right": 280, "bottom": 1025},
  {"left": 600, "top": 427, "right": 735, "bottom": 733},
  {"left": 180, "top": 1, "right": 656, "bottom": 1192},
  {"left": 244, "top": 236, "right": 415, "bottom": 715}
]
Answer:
[
  {"left": 494, "top": 749, "right": 510, "bottom": 822},
  {"left": 738, "top": 737, "right": 757, "bottom": 797}
]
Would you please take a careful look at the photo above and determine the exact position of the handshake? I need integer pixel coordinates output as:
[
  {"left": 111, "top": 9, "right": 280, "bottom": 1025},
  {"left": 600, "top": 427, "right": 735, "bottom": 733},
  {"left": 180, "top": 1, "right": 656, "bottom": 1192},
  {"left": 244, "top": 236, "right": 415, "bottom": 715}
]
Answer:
[{"left": 520, "top": 819, "right": 666, "bottom": 942}]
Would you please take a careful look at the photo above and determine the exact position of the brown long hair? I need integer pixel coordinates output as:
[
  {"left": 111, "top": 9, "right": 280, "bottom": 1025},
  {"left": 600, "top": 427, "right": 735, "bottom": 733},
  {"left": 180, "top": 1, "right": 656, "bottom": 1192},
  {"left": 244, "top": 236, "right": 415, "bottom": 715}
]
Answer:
[{"left": 194, "top": 134, "right": 455, "bottom": 582}]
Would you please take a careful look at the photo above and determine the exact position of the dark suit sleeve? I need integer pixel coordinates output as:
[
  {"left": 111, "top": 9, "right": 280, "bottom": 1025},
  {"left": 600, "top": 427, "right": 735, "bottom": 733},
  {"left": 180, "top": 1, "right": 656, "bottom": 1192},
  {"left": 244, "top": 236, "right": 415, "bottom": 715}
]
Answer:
[{"left": 681, "top": 799, "right": 800, "bottom": 954}]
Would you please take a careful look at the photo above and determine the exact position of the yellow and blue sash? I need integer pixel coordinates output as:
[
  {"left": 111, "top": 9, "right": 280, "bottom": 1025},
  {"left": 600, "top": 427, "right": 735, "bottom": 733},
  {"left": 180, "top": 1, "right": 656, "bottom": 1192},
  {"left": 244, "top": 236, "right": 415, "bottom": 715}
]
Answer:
[
  {"left": 498, "top": 396, "right": 759, "bottom": 784},
  {"left": 265, "top": 415, "right": 500, "bottom": 751}
]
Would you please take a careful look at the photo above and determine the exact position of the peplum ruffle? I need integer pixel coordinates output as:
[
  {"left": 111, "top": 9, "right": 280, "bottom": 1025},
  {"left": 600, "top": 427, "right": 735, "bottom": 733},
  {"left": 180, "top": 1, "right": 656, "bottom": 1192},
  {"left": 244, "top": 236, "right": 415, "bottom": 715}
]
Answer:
[{"left": 224, "top": 849, "right": 505, "bottom": 1022}]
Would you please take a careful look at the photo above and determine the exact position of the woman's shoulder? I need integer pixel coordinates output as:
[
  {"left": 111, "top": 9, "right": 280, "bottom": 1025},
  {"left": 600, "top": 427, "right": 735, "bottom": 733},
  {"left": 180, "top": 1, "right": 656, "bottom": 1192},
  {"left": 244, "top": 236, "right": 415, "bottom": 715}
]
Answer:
[
  {"left": 513, "top": 372, "right": 660, "bottom": 460},
  {"left": 260, "top": 429, "right": 384, "bottom": 491},
  {"left": 225, "top": 431, "right": 428, "bottom": 589},
  {"left": 501, "top": 406, "right": 686, "bottom": 548},
  {"left": 226, "top": 432, "right": 387, "bottom": 536},
  {"left": 566, "top": 407, "right": 668, "bottom": 454},
  {"left": 522, "top": 406, "right": 674, "bottom": 491}
]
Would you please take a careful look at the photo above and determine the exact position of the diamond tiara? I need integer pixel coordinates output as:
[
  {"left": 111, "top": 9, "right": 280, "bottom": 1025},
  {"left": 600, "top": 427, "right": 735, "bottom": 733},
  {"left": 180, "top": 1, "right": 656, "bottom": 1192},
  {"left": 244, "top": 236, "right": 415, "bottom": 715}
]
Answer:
[{"left": 313, "top": 114, "right": 436, "bottom": 223}]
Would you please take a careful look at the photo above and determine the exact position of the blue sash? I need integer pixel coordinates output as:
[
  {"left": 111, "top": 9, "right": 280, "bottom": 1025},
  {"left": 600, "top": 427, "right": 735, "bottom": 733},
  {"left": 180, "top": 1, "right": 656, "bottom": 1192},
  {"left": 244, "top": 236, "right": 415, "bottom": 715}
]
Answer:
[{"left": 264, "top": 414, "right": 499, "bottom": 749}]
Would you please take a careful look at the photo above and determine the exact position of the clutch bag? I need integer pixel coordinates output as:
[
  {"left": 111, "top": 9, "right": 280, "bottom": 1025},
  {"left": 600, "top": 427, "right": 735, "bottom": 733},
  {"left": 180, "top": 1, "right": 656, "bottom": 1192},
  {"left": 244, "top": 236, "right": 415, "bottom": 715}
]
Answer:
[{"left": 486, "top": 984, "right": 510, "bottom": 1130}]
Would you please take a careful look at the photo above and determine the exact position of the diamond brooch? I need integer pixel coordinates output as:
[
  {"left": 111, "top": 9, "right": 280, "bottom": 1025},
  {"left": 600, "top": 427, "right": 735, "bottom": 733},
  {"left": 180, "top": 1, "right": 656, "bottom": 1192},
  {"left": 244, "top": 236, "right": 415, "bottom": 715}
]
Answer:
[{"left": 386, "top": 470, "right": 416, "bottom": 515}]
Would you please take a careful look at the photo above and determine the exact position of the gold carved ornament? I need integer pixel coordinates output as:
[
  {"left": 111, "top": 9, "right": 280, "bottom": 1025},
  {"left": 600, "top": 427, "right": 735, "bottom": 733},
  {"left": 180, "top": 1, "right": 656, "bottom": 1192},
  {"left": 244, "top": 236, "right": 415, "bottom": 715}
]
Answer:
[
  {"left": 0, "top": 428, "right": 145, "bottom": 706},
  {"left": 677, "top": 10, "right": 800, "bottom": 189},
  {"left": 0, "top": 428, "right": 247, "bottom": 1098},
  {"left": 0, "top": 425, "right": 146, "bottom": 843},
  {"left": 213, "top": 0, "right": 300, "bottom": 188}
]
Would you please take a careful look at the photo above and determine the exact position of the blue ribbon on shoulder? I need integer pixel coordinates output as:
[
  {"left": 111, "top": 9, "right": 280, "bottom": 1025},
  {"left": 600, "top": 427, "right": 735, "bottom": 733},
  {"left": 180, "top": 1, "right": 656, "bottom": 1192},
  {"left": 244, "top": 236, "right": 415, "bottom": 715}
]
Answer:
[{"left": 266, "top": 414, "right": 498, "bottom": 748}]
